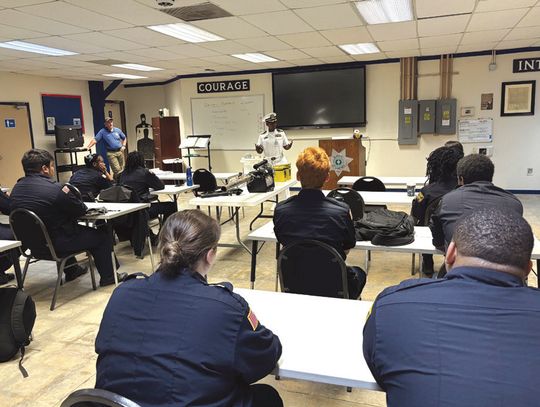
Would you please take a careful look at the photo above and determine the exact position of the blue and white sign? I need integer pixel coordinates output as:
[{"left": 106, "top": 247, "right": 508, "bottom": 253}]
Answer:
[{"left": 4, "top": 119, "right": 15, "bottom": 128}]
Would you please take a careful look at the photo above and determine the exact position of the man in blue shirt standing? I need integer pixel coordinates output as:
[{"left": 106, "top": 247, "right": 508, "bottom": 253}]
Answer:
[
  {"left": 87, "top": 117, "right": 126, "bottom": 177},
  {"left": 364, "top": 208, "right": 540, "bottom": 407}
]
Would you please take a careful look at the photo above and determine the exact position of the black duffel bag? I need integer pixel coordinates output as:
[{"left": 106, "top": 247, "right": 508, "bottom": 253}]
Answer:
[{"left": 354, "top": 208, "right": 415, "bottom": 246}]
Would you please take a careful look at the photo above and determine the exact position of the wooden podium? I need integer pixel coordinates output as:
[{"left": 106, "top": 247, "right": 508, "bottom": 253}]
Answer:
[{"left": 319, "top": 138, "right": 366, "bottom": 190}]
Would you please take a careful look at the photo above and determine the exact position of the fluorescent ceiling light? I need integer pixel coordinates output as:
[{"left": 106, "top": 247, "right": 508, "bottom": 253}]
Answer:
[
  {"left": 355, "top": 0, "right": 413, "bottom": 24},
  {"left": 339, "top": 43, "right": 380, "bottom": 55},
  {"left": 112, "top": 63, "right": 163, "bottom": 71},
  {"left": 103, "top": 73, "right": 148, "bottom": 80},
  {"left": 0, "top": 40, "right": 77, "bottom": 56},
  {"left": 231, "top": 53, "right": 278, "bottom": 63},
  {"left": 147, "top": 23, "right": 224, "bottom": 43}
]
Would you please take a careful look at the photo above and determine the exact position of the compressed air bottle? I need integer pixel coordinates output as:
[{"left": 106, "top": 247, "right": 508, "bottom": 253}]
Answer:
[{"left": 186, "top": 166, "right": 193, "bottom": 186}]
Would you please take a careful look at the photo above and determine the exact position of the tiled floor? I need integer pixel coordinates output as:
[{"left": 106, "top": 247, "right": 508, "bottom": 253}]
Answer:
[{"left": 1, "top": 194, "right": 539, "bottom": 407}]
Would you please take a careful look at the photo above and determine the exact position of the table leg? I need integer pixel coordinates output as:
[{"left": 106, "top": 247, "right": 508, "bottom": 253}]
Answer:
[
  {"left": 147, "top": 236, "right": 155, "bottom": 272},
  {"left": 275, "top": 242, "right": 280, "bottom": 292},
  {"left": 104, "top": 220, "right": 118, "bottom": 286},
  {"left": 10, "top": 249, "right": 23, "bottom": 290},
  {"left": 411, "top": 253, "right": 416, "bottom": 276},
  {"left": 234, "top": 207, "right": 251, "bottom": 254},
  {"left": 537, "top": 259, "right": 539, "bottom": 288},
  {"left": 250, "top": 240, "right": 258, "bottom": 289}
]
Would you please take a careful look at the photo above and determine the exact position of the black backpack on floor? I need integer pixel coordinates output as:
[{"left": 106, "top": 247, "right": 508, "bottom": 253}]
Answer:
[
  {"left": 0, "top": 286, "right": 36, "bottom": 377},
  {"left": 354, "top": 208, "right": 415, "bottom": 246}
]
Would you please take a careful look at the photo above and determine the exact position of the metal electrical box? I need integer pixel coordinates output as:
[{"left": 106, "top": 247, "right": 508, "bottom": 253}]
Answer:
[
  {"left": 418, "top": 100, "right": 436, "bottom": 134},
  {"left": 436, "top": 98, "right": 457, "bottom": 135},
  {"left": 398, "top": 100, "right": 418, "bottom": 145}
]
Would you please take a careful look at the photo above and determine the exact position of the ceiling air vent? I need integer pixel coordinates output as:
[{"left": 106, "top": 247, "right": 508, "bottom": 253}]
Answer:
[
  {"left": 89, "top": 59, "right": 127, "bottom": 66},
  {"left": 160, "top": 2, "right": 232, "bottom": 21}
]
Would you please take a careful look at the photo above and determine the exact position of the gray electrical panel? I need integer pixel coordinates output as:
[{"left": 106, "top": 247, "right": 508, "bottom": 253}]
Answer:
[
  {"left": 418, "top": 100, "right": 436, "bottom": 134},
  {"left": 436, "top": 98, "right": 457, "bottom": 135},
  {"left": 398, "top": 99, "right": 418, "bottom": 145}
]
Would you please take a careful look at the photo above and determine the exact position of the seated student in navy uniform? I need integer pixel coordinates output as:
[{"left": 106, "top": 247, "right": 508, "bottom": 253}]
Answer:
[
  {"left": 0, "top": 190, "right": 18, "bottom": 285},
  {"left": 429, "top": 154, "right": 523, "bottom": 251},
  {"left": 118, "top": 151, "right": 176, "bottom": 226},
  {"left": 273, "top": 147, "right": 367, "bottom": 299},
  {"left": 9, "top": 149, "right": 124, "bottom": 286},
  {"left": 95, "top": 210, "right": 283, "bottom": 407},
  {"left": 411, "top": 145, "right": 463, "bottom": 275},
  {"left": 69, "top": 153, "right": 113, "bottom": 201},
  {"left": 364, "top": 208, "right": 540, "bottom": 407}
]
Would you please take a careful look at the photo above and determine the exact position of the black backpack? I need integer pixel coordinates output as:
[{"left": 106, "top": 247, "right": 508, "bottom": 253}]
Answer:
[
  {"left": 193, "top": 169, "right": 217, "bottom": 194},
  {"left": 98, "top": 185, "right": 134, "bottom": 203},
  {"left": 354, "top": 208, "right": 415, "bottom": 246},
  {"left": 0, "top": 286, "right": 36, "bottom": 377}
]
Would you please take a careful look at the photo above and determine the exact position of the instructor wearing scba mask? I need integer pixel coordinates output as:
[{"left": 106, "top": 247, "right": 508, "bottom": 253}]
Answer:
[
  {"left": 87, "top": 117, "right": 127, "bottom": 177},
  {"left": 255, "top": 112, "right": 293, "bottom": 166}
]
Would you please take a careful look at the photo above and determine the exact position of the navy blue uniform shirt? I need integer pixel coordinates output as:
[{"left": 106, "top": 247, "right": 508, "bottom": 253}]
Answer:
[
  {"left": 10, "top": 174, "right": 87, "bottom": 236},
  {"left": 95, "top": 271, "right": 282, "bottom": 407},
  {"left": 273, "top": 188, "right": 355, "bottom": 259},
  {"left": 411, "top": 178, "right": 457, "bottom": 225},
  {"left": 363, "top": 266, "right": 540, "bottom": 407},
  {"left": 118, "top": 167, "right": 164, "bottom": 199},
  {"left": 69, "top": 167, "right": 112, "bottom": 201}
]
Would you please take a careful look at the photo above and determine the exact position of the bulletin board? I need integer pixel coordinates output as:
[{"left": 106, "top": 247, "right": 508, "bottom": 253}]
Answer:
[{"left": 41, "top": 94, "right": 85, "bottom": 135}]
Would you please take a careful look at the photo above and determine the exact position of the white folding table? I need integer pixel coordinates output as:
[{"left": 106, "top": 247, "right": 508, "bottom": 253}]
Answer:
[
  {"left": 235, "top": 288, "right": 381, "bottom": 391},
  {"left": 153, "top": 171, "right": 239, "bottom": 185},
  {"left": 150, "top": 184, "right": 199, "bottom": 203},
  {"left": 81, "top": 202, "right": 152, "bottom": 285},
  {"left": 338, "top": 176, "right": 427, "bottom": 189},
  {"left": 324, "top": 190, "right": 415, "bottom": 205},
  {"left": 0, "top": 240, "right": 23, "bottom": 288}
]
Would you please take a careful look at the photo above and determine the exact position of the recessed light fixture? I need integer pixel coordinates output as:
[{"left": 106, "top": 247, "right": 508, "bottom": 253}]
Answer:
[
  {"left": 0, "top": 40, "right": 77, "bottom": 56},
  {"left": 103, "top": 73, "right": 148, "bottom": 80},
  {"left": 111, "top": 63, "right": 163, "bottom": 71},
  {"left": 339, "top": 43, "right": 380, "bottom": 55},
  {"left": 231, "top": 53, "right": 278, "bottom": 63},
  {"left": 355, "top": 0, "right": 413, "bottom": 24},
  {"left": 147, "top": 23, "right": 224, "bottom": 43}
]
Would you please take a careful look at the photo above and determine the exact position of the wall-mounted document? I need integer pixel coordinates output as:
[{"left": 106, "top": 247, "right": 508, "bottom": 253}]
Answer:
[{"left": 458, "top": 118, "right": 493, "bottom": 143}]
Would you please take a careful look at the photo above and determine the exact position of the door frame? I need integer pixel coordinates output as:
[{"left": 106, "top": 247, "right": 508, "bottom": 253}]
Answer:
[
  {"left": 104, "top": 99, "right": 127, "bottom": 136},
  {"left": 0, "top": 101, "right": 35, "bottom": 148}
]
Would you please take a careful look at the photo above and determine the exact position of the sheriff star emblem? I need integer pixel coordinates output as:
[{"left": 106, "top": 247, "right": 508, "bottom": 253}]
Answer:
[{"left": 330, "top": 149, "right": 353, "bottom": 177}]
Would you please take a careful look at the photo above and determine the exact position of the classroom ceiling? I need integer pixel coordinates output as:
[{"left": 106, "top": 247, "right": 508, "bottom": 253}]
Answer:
[{"left": 0, "top": 0, "right": 539, "bottom": 83}]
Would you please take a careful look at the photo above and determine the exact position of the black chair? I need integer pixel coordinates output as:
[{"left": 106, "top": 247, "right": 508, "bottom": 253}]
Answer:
[
  {"left": 352, "top": 176, "right": 387, "bottom": 213},
  {"left": 193, "top": 168, "right": 217, "bottom": 196},
  {"left": 60, "top": 388, "right": 141, "bottom": 407},
  {"left": 278, "top": 240, "right": 349, "bottom": 299},
  {"left": 327, "top": 188, "right": 365, "bottom": 221},
  {"left": 9, "top": 209, "right": 97, "bottom": 311}
]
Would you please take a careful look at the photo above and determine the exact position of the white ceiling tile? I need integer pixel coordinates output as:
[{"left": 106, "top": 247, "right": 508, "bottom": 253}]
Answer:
[
  {"left": 103, "top": 27, "right": 184, "bottom": 47},
  {"left": 302, "top": 46, "right": 345, "bottom": 57},
  {"left": 378, "top": 38, "right": 419, "bottom": 51},
  {"left": 242, "top": 11, "right": 314, "bottom": 35},
  {"left": 0, "top": 0, "right": 58, "bottom": 6},
  {"left": 91, "top": 51, "right": 154, "bottom": 63},
  {"left": 294, "top": 4, "right": 363, "bottom": 30},
  {"left": 420, "top": 34, "right": 463, "bottom": 48},
  {"left": 192, "top": 17, "right": 267, "bottom": 39},
  {"left": 420, "top": 46, "right": 458, "bottom": 56},
  {"left": 367, "top": 21, "right": 417, "bottom": 41},
  {"left": 198, "top": 40, "right": 255, "bottom": 54},
  {"left": 30, "top": 56, "right": 97, "bottom": 67},
  {"left": 496, "top": 39, "right": 538, "bottom": 49},
  {"left": 467, "top": 9, "right": 530, "bottom": 31},
  {"left": 317, "top": 55, "right": 355, "bottom": 64},
  {"left": 281, "top": 0, "right": 347, "bottom": 7},
  {"left": 385, "top": 50, "right": 421, "bottom": 58},
  {"left": 518, "top": 7, "right": 540, "bottom": 27},
  {"left": 0, "top": 25, "right": 46, "bottom": 41},
  {"left": 461, "top": 29, "right": 510, "bottom": 44},
  {"left": 0, "top": 9, "right": 87, "bottom": 35},
  {"left": 157, "top": 44, "right": 220, "bottom": 58},
  {"left": 265, "top": 49, "right": 310, "bottom": 60},
  {"left": 475, "top": 0, "right": 537, "bottom": 12},
  {"left": 29, "top": 36, "right": 111, "bottom": 54},
  {"left": 320, "top": 27, "right": 373, "bottom": 45},
  {"left": 64, "top": 0, "right": 180, "bottom": 25},
  {"left": 259, "top": 60, "right": 296, "bottom": 68},
  {"left": 201, "top": 55, "right": 249, "bottom": 65},
  {"left": 416, "top": 0, "right": 476, "bottom": 18},
  {"left": 290, "top": 57, "right": 323, "bottom": 66},
  {"left": 17, "top": 2, "right": 133, "bottom": 31},
  {"left": 125, "top": 47, "right": 192, "bottom": 61},
  {"left": 62, "top": 32, "right": 144, "bottom": 51},
  {"left": 278, "top": 32, "right": 331, "bottom": 48},
  {"left": 457, "top": 42, "right": 498, "bottom": 52},
  {"left": 351, "top": 53, "right": 385, "bottom": 61},
  {"left": 210, "top": 0, "right": 287, "bottom": 15},
  {"left": 417, "top": 15, "right": 470, "bottom": 37},
  {"left": 236, "top": 36, "right": 292, "bottom": 51},
  {"left": 504, "top": 25, "right": 540, "bottom": 41}
]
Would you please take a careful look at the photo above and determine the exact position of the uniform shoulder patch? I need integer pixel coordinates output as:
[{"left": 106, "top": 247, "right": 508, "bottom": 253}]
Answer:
[
  {"left": 416, "top": 192, "right": 424, "bottom": 202},
  {"left": 247, "top": 308, "right": 259, "bottom": 331},
  {"left": 62, "top": 185, "right": 70, "bottom": 194},
  {"left": 210, "top": 281, "right": 233, "bottom": 292}
]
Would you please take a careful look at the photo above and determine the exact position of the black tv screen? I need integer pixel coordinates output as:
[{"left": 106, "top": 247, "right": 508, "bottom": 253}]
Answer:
[
  {"left": 272, "top": 67, "right": 366, "bottom": 129},
  {"left": 54, "top": 125, "right": 83, "bottom": 149}
]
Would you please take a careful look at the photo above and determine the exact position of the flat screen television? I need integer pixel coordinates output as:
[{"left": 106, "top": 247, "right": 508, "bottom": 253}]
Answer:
[
  {"left": 272, "top": 67, "right": 366, "bottom": 129},
  {"left": 54, "top": 125, "right": 83, "bottom": 149}
]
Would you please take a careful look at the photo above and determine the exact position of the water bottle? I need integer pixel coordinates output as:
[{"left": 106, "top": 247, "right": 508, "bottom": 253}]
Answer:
[{"left": 186, "top": 166, "right": 193, "bottom": 186}]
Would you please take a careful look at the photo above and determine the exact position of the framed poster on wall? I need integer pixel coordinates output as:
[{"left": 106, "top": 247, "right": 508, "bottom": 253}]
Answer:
[
  {"left": 41, "top": 94, "right": 85, "bottom": 134},
  {"left": 500, "top": 80, "right": 535, "bottom": 117}
]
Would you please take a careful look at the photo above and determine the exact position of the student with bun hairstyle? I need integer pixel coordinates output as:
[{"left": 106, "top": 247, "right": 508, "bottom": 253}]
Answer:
[{"left": 95, "top": 210, "right": 283, "bottom": 407}]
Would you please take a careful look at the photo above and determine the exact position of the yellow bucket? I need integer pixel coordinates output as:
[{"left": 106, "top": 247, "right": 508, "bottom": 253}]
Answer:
[{"left": 273, "top": 164, "right": 291, "bottom": 182}]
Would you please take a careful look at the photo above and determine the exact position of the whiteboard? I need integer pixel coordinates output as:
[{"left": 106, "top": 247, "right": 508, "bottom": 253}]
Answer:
[
  {"left": 458, "top": 118, "right": 493, "bottom": 143},
  {"left": 190, "top": 95, "right": 265, "bottom": 150}
]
